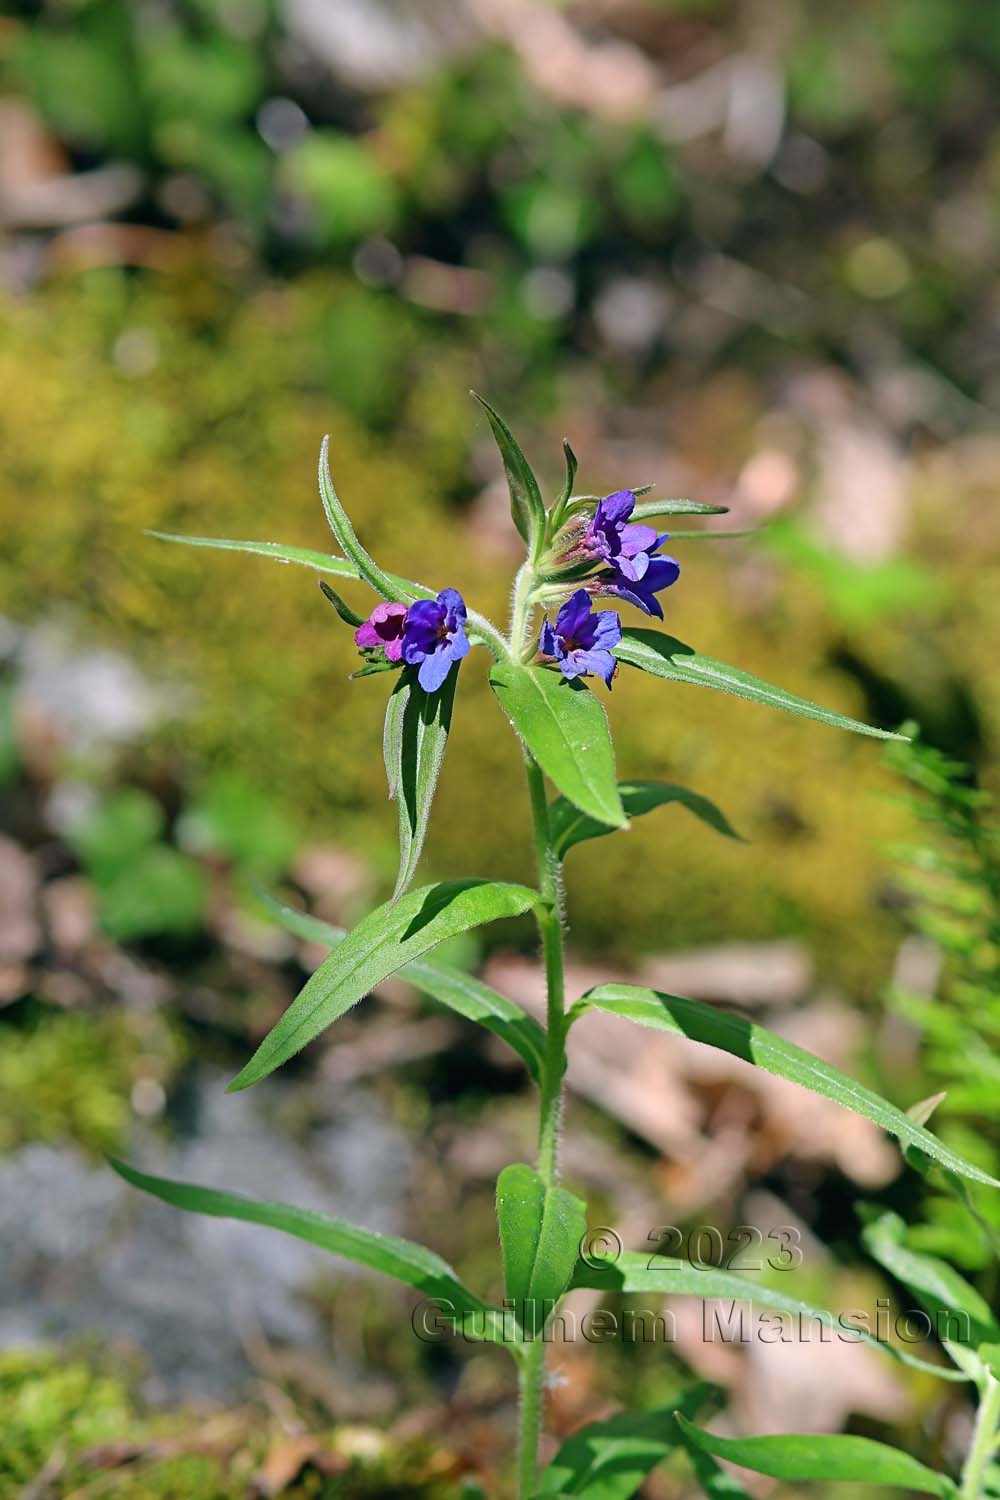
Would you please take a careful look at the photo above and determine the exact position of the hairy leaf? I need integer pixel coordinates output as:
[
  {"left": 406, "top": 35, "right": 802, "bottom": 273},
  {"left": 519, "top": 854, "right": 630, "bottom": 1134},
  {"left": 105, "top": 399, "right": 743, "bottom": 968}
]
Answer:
[
  {"left": 550, "top": 779, "right": 742, "bottom": 858},
  {"left": 580, "top": 985, "right": 1000, "bottom": 1189},
  {"left": 385, "top": 666, "right": 457, "bottom": 900},
  {"left": 630, "top": 500, "right": 729, "bottom": 519},
  {"left": 614, "top": 629, "right": 907, "bottom": 741},
  {"left": 472, "top": 392, "right": 545, "bottom": 549},
  {"left": 147, "top": 529, "right": 431, "bottom": 601},
  {"left": 497, "top": 1165, "right": 586, "bottom": 1337},
  {"left": 675, "top": 1417, "right": 956, "bottom": 1496},
  {"left": 254, "top": 890, "right": 547, "bottom": 1080},
  {"left": 109, "top": 1158, "right": 505, "bottom": 1343},
  {"left": 230, "top": 878, "right": 538, "bottom": 1090},
  {"left": 318, "top": 435, "right": 408, "bottom": 602},
  {"left": 489, "top": 663, "right": 625, "bottom": 829}
]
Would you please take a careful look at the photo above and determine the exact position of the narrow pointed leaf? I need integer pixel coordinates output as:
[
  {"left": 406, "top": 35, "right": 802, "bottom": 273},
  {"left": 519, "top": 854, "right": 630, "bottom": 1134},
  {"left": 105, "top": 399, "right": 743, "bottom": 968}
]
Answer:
[
  {"left": 147, "top": 529, "right": 432, "bottom": 601},
  {"left": 254, "top": 890, "right": 546, "bottom": 1079},
  {"left": 391, "top": 666, "right": 458, "bottom": 902},
  {"left": 677, "top": 1434, "right": 753, "bottom": 1500},
  {"left": 318, "top": 579, "right": 365, "bottom": 627},
  {"left": 615, "top": 629, "right": 908, "bottom": 741},
  {"left": 534, "top": 1385, "right": 716, "bottom": 1498},
  {"left": 489, "top": 663, "right": 626, "bottom": 829},
  {"left": 580, "top": 985, "right": 1000, "bottom": 1189},
  {"left": 675, "top": 1417, "right": 956, "bottom": 1496},
  {"left": 318, "top": 436, "right": 408, "bottom": 602},
  {"left": 570, "top": 1252, "right": 964, "bottom": 1380},
  {"left": 472, "top": 391, "right": 545, "bottom": 548},
  {"left": 666, "top": 527, "right": 763, "bottom": 542},
  {"left": 859, "top": 1208, "right": 1000, "bottom": 1349},
  {"left": 109, "top": 1158, "right": 505, "bottom": 1343},
  {"left": 551, "top": 779, "right": 743, "bottom": 858},
  {"left": 230, "top": 878, "right": 538, "bottom": 1090},
  {"left": 383, "top": 674, "right": 408, "bottom": 800},
  {"left": 548, "top": 440, "right": 579, "bottom": 532},
  {"left": 630, "top": 500, "right": 729, "bottom": 519},
  {"left": 497, "top": 1164, "right": 586, "bottom": 1337}
]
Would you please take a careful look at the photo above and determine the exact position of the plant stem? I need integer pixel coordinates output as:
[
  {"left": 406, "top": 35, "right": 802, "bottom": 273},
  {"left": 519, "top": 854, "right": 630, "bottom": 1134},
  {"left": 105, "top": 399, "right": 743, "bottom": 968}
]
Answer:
[
  {"left": 516, "top": 748, "right": 569, "bottom": 1497},
  {"left": 962, "top": 1372, "right": 1000, "bottom": 1500}
]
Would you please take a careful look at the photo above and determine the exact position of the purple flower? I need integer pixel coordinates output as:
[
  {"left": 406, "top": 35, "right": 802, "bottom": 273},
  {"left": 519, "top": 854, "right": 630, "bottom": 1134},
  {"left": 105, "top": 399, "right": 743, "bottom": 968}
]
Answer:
[
  {"left": 355, "top": 601, "right": 408, "bottom": 661},
  {"left": 402, "top": 587, "right": 470, "bottom": 691},
  {"left": 585, "top": 489, "right": 667, "bottom": 583},
  {"left": 539, "top": 590, "right": 621, "bottom": 687},
  {"left": 596, "top": 554, "right": 680, "bottom": 619}
]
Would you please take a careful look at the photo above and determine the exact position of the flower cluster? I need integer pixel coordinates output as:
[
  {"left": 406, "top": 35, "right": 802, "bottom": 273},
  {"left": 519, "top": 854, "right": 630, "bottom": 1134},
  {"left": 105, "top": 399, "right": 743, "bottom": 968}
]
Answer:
[
  {"left": 355, "top": 587, "right": 469, "bottom": 691},
  {"left": 537, "top": 488, "right": 679, "bottom": 685},
  {"left": 549, "top": 488, "right": 680, "bottom": 619}
]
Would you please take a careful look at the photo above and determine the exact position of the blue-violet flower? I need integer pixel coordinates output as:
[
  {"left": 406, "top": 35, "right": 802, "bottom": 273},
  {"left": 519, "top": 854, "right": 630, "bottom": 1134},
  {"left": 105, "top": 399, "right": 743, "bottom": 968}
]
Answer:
[
  {"left": 585, "top": 489, "right": 666, "bottom": 583},
  {"left": 402, "top": 587, "right": 470, "bottom": 692},
  {"left": 539, "top": 589, "right": 621, "bottom": 687}
]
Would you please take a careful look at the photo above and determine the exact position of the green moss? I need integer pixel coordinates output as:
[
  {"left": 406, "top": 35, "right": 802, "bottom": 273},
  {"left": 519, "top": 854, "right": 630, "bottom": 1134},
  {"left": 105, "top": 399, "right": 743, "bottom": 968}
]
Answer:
[
  {"left": 0, "top": 1009, "right": 174, "bottom": 1157},
  {"left": 0, "top": 1348, "right": 489, "bottom": 1499}
]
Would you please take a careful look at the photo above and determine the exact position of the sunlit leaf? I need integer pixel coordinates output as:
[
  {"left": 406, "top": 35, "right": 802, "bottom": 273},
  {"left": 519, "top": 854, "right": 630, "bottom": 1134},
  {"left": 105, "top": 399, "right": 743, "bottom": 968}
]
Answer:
[
  {"left": 472, "top": 391, "right": 546, "bottom": 548},
  {"left": 675, "top": 1417, "right": 956, "bottom": 1496},
  {"left": 147, "top": 529, "right": 431, "bottom": 601},
  {"left": 497, "top": 1164, "right": 586, "bottom": 1337},
  {"left": 614, "top": 629, "right": 908, "bottom": 741},
  {"left": 230, "top": 878, "right": 538, "bottom": 1090},
  {"left": 254, "top": 890, "right": 547, "bottom": 1079},
  {"left": 570, "top": 1252, "right": 964, "bottom": 1380},
  {"left": 489, "top": 663, "right": 625, "bottom": 829},
  {"left": 380, "top": 666, "right": 458, "bottom": 900},
  {"left": 109, "top": 1158, "right": 506, "bottom": 1343},
  {"left": 318, "top": 435, "right": 408, "bottom": 602},
  {"left": 578, "top": 985, "right": 1000, "bottom": 1190}
]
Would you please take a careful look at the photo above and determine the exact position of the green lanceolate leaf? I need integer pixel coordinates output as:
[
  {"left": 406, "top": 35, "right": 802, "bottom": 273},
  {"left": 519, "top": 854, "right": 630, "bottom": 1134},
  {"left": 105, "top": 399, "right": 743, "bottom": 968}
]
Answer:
[
  {"left": 666, "top": 527, "right": 764, "bottom": 542},
  {"left": 570, "top": 1252, "right": 964, "bottom": 1381},
  {"left": 859, "top": 1208, "right": 1000, "bottom": 1350},
  {"left": 496, "top": 1165, "right": 587, "bottom": 1338},
  {"left": 318, "top": 579, "right": 365, "bottom": 627},
  {"left": 383, "top": 673, "right": 408, "bottom": 799},
  {"left": 579, "top": 985, "right": 1000, "bottom": 1190},
  {"left": 254, "top": 890, "right": 547, "bottom": 1080},
  {"left": 630, "top": 500, "right": 729, "bottom": 519},
  {"left": 389, "top": 666, "right": 458, "bottom": 902},
  {"left": 550, "top": 780, "right": 743, "bottom": 858},
  {"left": 676, "top": 1433, "right": 754, "bottom": 1500},
  {"left": 534, "top": 1385, "right": 716, "bottom": 1498},
  {"left": 472, "top": 392, "right": 546, "bottom": 550},
  {"left": 147, "top": 530, "right": 432, "bottom": 602},
  {"left": 319, "top": 436, "right": 412, "bottom": 603},
  {"left": 548, "top": 439, "right": 579, "bottom": 534},
  {"left": 489, "top": 663, "right": 626, "bottom": 829},
  {"left": 109, "top": 1159, "right": 505, "bottom": 1344},
  {"left": 230, "top": 878, "right": 538, "bottom": 1090},
  {"left": 614, "top": 629, "right": 908, "bottom": 741},
  {"left": 675, "top": 1417, "right": 956, "bottom": 1497}
]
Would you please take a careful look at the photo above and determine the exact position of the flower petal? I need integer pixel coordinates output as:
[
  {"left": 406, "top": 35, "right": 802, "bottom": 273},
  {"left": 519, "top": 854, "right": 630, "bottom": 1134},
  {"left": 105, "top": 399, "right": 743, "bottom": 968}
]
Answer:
[{"left": 417, "top": 647, "right": 453, "bottom": 692}]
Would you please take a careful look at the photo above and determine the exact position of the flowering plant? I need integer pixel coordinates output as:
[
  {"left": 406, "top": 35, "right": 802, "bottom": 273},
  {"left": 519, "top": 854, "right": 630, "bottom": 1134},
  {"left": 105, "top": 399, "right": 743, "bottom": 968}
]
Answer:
[{"left": 114, "top": 398, "right": 1000, "bottom": 1499}]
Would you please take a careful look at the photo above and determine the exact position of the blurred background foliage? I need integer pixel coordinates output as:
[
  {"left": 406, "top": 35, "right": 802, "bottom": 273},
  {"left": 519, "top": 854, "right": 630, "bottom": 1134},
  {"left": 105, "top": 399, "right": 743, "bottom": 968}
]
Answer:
[{"left": 1, "top": 0, "right": 1000, "bottom": 1494}]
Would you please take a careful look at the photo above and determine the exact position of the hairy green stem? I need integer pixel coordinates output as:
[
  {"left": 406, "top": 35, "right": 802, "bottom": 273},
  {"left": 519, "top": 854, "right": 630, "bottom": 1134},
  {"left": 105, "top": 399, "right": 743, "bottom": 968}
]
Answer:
[
  {"left": 962, "top": 1372, "right": 1000, "bottom": 1500},
  {"left": 516, "top": 749, "right": 569, "bottom": 1497}
]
